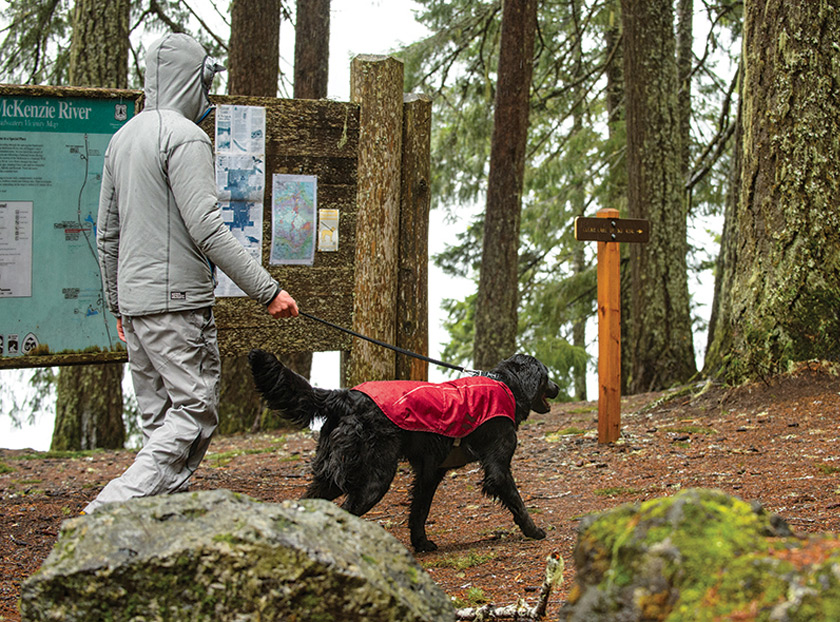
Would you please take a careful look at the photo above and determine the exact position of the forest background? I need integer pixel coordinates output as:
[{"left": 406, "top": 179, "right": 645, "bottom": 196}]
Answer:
[{"left": 2, "top": 0, "right": 834, "bottom": 454}]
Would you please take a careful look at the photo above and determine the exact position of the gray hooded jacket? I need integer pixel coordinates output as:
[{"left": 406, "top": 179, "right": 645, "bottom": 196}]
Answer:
[{"left": 97, "top": 33, "right": 280, "bottom": 317}]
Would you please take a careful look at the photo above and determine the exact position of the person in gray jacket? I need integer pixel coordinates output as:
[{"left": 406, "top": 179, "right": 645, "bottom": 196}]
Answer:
[{"left": 83, "top": 33, "right": 297, "bottom": 514}]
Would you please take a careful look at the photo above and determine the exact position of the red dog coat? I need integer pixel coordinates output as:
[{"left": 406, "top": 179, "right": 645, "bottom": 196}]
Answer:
[{"left": 352, "top": 376, "right": 516, "bottom": 438}]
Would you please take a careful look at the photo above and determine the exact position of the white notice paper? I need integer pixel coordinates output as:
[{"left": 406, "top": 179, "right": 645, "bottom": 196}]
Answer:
[
  {"left": 214, "top": 105, "right": 267, "bottom": 297},
  {"left": 0, "top": 201, "right": 33, "bottom": 297}
]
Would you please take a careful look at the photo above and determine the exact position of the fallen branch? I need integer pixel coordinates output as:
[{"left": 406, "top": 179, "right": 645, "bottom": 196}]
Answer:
[{"left": 455, "top": 552, "right": 565, "bottom": 621}]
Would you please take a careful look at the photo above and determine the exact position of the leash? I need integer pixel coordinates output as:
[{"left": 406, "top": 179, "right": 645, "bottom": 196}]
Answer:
[{"left": 299, "top": 310, "right": 483, "bottom": 376}]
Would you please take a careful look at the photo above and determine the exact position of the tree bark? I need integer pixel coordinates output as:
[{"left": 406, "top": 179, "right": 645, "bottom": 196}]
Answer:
[
  {"left": 286, "top": 0, "right": 331, "bottom": 380},
  {"left": 223, "top": 0, "right": 292, "bottom": 432},
  {"left": 622, "top": 0, "right": 696, "bottom": 393},
  {"left": 348, "top": 55, "right": 404, "bottom": 386},
  {"left": 571, "top": 0, "right": 587, "bottom": 401},
  {"left": 704, "top": 0, "right": 840, "bottom": 382},
  {"left": 68, "top": 0, "right": 130, "bottom": 89},
  {"left": 397, "top": 94, "right": 432, "bottom": 381},
  {"left": 53, "top": 0, "right": 130, "bottom": 451},
  {"left": 676, "top": 0, "right": 693, "bottom": 179},
  {"left": 473, "top": 0, "right": 538, "bottom": 370},
  {"left": 294, "top": 0, "right": 330, "bottom": 99},
  {"left": 705, "top": 62, "right": 742, "bottom": 366},
  {"left": 228, "top": 0, "right": 282, "bottom": 97},
  {"left": 52, "top": 363, "right": 125, "bottom": 451}
]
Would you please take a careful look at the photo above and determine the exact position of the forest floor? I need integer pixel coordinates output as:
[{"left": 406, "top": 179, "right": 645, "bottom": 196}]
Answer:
[{"left": 2, "top": 361, "right": 840, "bottom": 621}]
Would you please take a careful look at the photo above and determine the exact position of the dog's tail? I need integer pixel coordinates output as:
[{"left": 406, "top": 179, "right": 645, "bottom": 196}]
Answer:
[{"left": 248, "top": 349, "right": 323, "bottom": 428}]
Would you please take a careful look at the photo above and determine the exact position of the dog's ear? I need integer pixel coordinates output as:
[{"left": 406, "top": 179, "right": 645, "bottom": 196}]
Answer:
[
  {"left": 493, "top": 354, "right": 546, "bottom": 414},
  {"left": 511, "top": 355, "right": 543, "bottom": 397}
]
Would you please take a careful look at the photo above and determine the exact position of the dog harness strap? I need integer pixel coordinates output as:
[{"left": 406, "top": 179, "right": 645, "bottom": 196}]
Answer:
[{"left": 352, "top": 377, "right": 516, "bottom": 438}]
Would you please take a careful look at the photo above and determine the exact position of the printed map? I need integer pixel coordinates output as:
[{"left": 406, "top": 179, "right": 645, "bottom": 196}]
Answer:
[{"left": 270, "top": 175, "right": 316, "bottom": 265}]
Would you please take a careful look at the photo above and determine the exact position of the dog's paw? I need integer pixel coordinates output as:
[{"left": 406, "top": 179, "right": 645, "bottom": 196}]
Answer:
[
  {"left": 412, "top": 538, "right": 438, "bottom": 553},
  {"left": 526, "top": 526, "right": 547, "bottom": 540}
]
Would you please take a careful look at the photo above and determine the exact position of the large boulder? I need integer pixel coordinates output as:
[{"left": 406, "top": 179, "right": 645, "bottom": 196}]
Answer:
[
  {"left": 21, "top": 490, "right": 454, "bottom": 622},
  {"left": 560, "top": 488, "right": 840, "bottom": 621}
]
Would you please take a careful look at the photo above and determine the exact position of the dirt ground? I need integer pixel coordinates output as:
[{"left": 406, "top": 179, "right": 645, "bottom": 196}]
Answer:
[{"left": 2, "top": 361, "right": 840, "bottom": 621}]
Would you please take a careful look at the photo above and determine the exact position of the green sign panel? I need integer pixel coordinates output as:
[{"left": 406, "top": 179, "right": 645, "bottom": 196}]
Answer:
[{"left": 0, "top": 91, "right": 136, "bottom": 366}]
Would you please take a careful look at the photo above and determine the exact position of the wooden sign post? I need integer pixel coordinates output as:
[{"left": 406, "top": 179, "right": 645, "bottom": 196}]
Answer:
[{"left": 574, "top": 208, "right": 649, "bottom": 443}]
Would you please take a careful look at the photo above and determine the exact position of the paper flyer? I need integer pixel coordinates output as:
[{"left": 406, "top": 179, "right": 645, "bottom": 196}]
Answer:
[{"left": 213, "top": 105, "right": 266, "bottom": 296}]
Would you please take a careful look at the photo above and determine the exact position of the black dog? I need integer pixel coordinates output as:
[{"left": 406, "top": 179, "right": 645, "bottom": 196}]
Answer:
[{"left": 248, "top": 350, "right": 559, "bottom": 552}]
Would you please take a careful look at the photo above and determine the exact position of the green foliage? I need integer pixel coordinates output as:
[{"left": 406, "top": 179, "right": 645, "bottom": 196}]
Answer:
[
  {"left": 0, "top": 0, "right": 231, "bottom": 88},
  {"left": 0, "top": 0, "right": 73, "bottom": 85}
]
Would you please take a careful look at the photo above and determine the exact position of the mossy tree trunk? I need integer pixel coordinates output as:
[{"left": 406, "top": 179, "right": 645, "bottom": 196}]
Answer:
[
  {"left": 621, "top": 0, "right": 696, "bottom": 393},
  {"left": 704, "top": 0, "right": 840, "bottom": 382},
  {"left": 52, "top": 0, "right": 130, "bottom": 451},
  {"left": 473, "top": 0, "right": 538, "bottom": 370}
]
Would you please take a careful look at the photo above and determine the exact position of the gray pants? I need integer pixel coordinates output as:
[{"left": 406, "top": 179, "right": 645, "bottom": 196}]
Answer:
[{"left": 84, "top": 308, "right": 220, "bottom": 513}]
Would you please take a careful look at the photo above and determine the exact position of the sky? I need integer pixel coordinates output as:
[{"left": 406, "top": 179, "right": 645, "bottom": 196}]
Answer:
[{"left": 0, "top": 0, "right": 720, "bottom": 450}]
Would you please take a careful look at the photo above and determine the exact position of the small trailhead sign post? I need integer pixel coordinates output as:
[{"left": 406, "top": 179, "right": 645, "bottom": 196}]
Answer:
[{"left": 574, "top": 208, "right": 649, "bottom": 443}]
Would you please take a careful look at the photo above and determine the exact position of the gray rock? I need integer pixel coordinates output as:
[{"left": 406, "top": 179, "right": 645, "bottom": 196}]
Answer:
[{"left": 21, "top": 490, "right": 454, "bottom": 622}]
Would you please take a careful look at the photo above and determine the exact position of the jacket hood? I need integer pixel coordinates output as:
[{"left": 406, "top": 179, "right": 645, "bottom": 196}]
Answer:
[{"left": 144, "top": 33, "right": 218, "bottom": 123}]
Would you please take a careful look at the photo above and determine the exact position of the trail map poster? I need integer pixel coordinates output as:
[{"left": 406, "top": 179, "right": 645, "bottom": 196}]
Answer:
[
  {"left": 270, "top": 174, "right": 317, "bottom": 266},
  {"left": 0, "top": 93, "right": 134, "bottom": 362}
]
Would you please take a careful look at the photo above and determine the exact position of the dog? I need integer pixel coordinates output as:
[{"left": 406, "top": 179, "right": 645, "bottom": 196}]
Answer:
[{"left": 248, "top": 350, "right": 560, "bottom": 552}]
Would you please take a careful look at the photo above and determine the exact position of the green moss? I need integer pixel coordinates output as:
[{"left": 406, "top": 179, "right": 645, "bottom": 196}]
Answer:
[
  {"left": 661, "top": 425, "right": 716, "bottom": 435},
  {"left": 816, "top": 463, "right": 840, "bottom": 474},
  {"left": 0, "top": 461, "right": 16, "bottom": 474},
  {"left": 585, "top": 490, "right": 775, "bottom": 604},
  {"left": 594, "top": 487, "right": 643, "bottom": 497},
  {"left": 422, "top": 551, "right": 496, "bottom": 571},
  {"left": 204, "top": 441, "right": 285, "bottom": 468},
  {"left": 13, "top": 449, "right": 105, "bottom": 461},
  {"left": 546, "top": 427, "right": 587, "bottom": 441}
]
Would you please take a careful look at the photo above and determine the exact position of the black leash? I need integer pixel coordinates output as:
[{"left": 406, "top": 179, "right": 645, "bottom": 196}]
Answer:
[{"left": 299, "top": 310, "right": 481, "bottom": 376}]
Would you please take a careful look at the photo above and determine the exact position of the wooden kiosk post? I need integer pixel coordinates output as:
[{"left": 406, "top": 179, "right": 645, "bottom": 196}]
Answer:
[{"left": 574, "top": 209, "right": 649, "bottom": 443}]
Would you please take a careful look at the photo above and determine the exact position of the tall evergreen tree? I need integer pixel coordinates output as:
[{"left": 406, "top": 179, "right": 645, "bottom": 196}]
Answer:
[
  {"left": 294, "top": 0, "right": 330, "bottom": 99},
  {"left": 282, "top": 0, "right": 333, "bottom": 383},
  {"left": 622, "top": 0, "right": 696, "bottom": 393},
  {"left": 704, "top": 0, "right": 840, "bottom": 382},
  {"left": 52, "top": 0, "right": 131, "bottom": 451},
  {"left": 473, "top": 0, "right": 538, "bottom": 370},
  {"left": 218, "top": 0, "right": 285, "bottom": 435},
  {"left": 228, "top": 0, "right": 281, "bottom": 95}
]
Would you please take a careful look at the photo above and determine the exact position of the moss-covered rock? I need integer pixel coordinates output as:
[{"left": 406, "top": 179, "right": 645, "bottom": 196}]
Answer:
[
  {"left": 20, "top": 490, "right": 453, "bottom": 622},
  {"left": 560, "top": 488, "right": 840, "bottom": 621}
]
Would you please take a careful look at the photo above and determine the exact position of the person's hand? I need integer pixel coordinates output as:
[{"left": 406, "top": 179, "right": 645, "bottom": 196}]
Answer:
[
  {"left": 268, "top": 290, "right": 299, "bottom": 319},
  {"left": 117, "top": 317, "right": 126, "bottom": 342}
]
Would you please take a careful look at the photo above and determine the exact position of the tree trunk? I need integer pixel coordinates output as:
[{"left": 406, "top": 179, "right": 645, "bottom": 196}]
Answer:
[
  {"left": 294, "top": 0, "right": 330, "bottom": 99},
  {"left": 228, "top": 0, "right": 282, "bottom": 96},
  {"left": 622, "top": 0, "right": 696, "bottom": 393},
  {"left": 52, "top": 363, "right": 125, "bottom": 450},
  {"left": 68, "top": 0, "right": 130, "bottom": 89},
  {"left": 704, "top": 0, "right": 840, "bottom": 382},
  {"left": 676, "top": 0, "right": 693, "bottom": 179},
  {"left": 222, "top": 0, "right": 291, "bottom": 432},
  {"left": 570, "top": 0, "right": 587, "bottom": 401},
  {"left": 705, "top": 62, "right": 742, "bottom": 366},
  {"left": 473, "top": 0, "right": 538, "bottom": 370},
  {"left": 287, "top": 0, "right": 332, "bottom": 380},
  {"left": 53, "top": 0, "right": 130, "bottom": 451}
]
